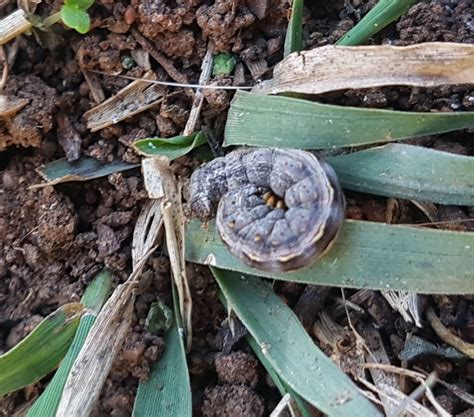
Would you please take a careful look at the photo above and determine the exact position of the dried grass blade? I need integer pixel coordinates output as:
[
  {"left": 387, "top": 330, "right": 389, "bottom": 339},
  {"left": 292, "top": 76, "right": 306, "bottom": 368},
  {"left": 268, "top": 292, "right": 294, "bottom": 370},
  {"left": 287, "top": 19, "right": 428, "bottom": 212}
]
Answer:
[
  {"left": 55, "top": 199, "right": 163, "bottom": 416},
  {"left": 185, "top": 219, "right": 473, "bottom": 295},
  {"left": 183, "top": 49, "right": 213, "bottom": 136},
  {"left": 381, "top": 291, "right": 421, "bottom": 327},
  {"left": 0, "top": 9, "right": 32, "bottom": 46},
  {"left": 55, "top": 255, "right": 153, "bottom": 417},
  {"left": 132, "top": 200, "right": 164, "bottom": 269},
  {"left": 225, "top": 91, "right": 474, "bottom": 149},
  {"left": 358, "top": 379, "right": 436, "bottom": 417},
  {"left": 254, "top": 43, "right": 474, "bottom": 95},
  {"left": 361, "top": 325, "right": 400, "bottom": 416},
  {"left": 142, "top": 157, "right": 193, "bottom": 351},
  {"left": 84, "top": 71, "right": 165, "bottom": 132}
]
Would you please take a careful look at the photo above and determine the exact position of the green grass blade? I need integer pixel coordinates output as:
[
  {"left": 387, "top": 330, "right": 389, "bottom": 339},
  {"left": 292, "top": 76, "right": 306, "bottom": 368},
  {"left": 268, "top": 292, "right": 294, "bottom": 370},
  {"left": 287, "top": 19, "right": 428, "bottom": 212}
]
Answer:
[
  {"left": 26, "top": 270, "right": 112, "bottom": 417},
  {"left": 284, "top": 0, "right": 304, "bottom": 57},
  {"left": 212, "top": 268, "right": 382, "bottom": 417},
  {"left": 81, "top": 269, "right": 113, "bottom": 312},
  {"left": 247, "top": 324, "right": 314, "bottom": 417},
  {"left": 36, "top": 157, "right": 139, "bottom": 187},
  {"left": 132, "top": 320, "right": 192, "bottom": 417},
  {"left": 0, "top": 303, "right": 83, "bottom": 397},
  {"left": 133, "top": 131, "right": 208, "bottom": 159},
  {"left": 218, "top": 293, "right": 313, "bottom": 417},
  {"left": 225, "top": 91, "right": 474, "bottom": 149},
  {"left": 336, "top": 0, "right": 419, "bottom": 46},
  {"left": 327, "top": 144, "right": 474, "bottom": 206},
  {"left": 186, "top": 219, "right": 473, "bottom": 294},
  {"left": 26, "top": 316, "right": 95, "bottom": 415}
]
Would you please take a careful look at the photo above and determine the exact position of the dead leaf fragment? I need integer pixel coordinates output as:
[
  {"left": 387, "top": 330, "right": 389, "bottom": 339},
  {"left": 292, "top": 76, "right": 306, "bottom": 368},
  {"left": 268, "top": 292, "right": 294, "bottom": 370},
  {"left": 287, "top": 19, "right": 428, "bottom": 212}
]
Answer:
[
  {"left": 84, "top": 71, "right": 165, "bottom": 132},
  {"left": 254, "top": 42, "right": 474, "bottom": 95},
  {"left": 142, "top": 157, "right": 193, "bottom": 351},
  {"left": 0, "top": 94, "right": 28, "bottom": 117}
]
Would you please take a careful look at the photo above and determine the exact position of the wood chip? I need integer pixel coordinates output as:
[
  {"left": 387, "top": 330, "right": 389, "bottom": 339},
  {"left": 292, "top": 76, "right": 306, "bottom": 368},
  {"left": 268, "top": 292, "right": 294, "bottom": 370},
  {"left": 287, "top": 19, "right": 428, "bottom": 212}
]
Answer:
[
  {"left": 0, "top": 9, "right": 32, "bottom": 46},
  {"left": 358, "top": 378, "right": 437, "bottom": 417},
  {"left": 245, "top": 0, "right": 269, "bottom": 20},
  {"left": 244, "top": 57, "right": 268, "bottom": 81},
  {"left": 80, "top": 68, "right": 105, "bottom": 104},
  {"left": 253, "top": 42, "right": 474, "bottom": 95},
  {"left": 183, "top": 49, "right": 213, "bottom": 136},
  {"left": 56, "top": 114, "right": 82, "bottom": 161},
  {"left": 84, "top": 71, "right": 165, "bottom": 132},
  {"left": 132, "top": 29, "right": 188, "bottom": 84},
  {"left": 382, "top": 291, "right": 421, "bottom": 327},
  {"left": 361, "top": 325, "right": 400, "bottom": 416},
  {"left": 0, "top": 94, "right": 28, "bottom": 117}
]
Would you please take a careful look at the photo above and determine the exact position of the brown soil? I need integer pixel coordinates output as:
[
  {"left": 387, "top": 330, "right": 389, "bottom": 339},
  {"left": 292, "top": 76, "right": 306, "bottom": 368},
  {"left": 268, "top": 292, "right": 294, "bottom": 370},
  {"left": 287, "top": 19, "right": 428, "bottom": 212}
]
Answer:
[{"left": 0, "top": 0, "right": 473, "bottom": 416}]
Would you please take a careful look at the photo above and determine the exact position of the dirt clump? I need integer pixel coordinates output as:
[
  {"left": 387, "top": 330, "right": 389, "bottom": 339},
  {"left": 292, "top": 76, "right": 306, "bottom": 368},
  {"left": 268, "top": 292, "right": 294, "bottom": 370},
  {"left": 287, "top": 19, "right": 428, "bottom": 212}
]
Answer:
[
  {"left": 196, "top": 0, "right": 256, "bottom": 52},
  {"left": 215, "top": 351, "right": 259, "bottom": 387},
  {"left": 202, "top": 384, "right": 265, "bottom": 417},
  {"left": 397, "top": 1, "right": 474, "bottom": 44},
  {"left": 0, "top": 75, "right": 57, "bottom": 150}
]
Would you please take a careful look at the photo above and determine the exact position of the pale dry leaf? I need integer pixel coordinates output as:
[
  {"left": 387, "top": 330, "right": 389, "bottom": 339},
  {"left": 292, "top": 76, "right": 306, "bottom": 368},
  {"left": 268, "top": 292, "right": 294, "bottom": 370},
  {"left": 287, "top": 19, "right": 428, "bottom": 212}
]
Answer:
[
  {"left": 269, "top": 393, "right": 299, "bottom": 417},
  {"left": 132, "top": 199, "right": 164, "bottom": 269},
  {"left": 358, "top": 379, "right": 437, "bottom": 417},
  {"left": 361, "top": 325, "right": 400, "bottom": 416},
  {"left": 183, "top": 48, "right": 213, "bottom": 136},
  {"left": 0, "top": 10, "right": 32, "bottom": 46},
  {"left": 142, "top": 157, "right": 166, "bottom": 199},
  {"left": 56, "top": 207, "right": 161, "bottom": 417},
  {"left": 382, "top": 291, "right": 422, "bottom": 327},
  {"left": 84, "top": 71, "right": 165, "bottom": 132},
  {"left": 80, "top": 68, "right": 105, "bottom": 104},
  {"left": 0, "top": 94, "right": 28, "bottom": 117},
  {"left": 162, "top": 199, "right": 193, "bottom": 352},
  {"left": 55, "top": 253, "right": 154, "bottom": 417},
  {"left": 253, "top": 42, "right": 474, "bottom": 95},
  {"left": 141, "top": 157, "right": 193, "bottom": 351},
  {"left": 410, "top": 200, "right": 438, "bottom": 223}
]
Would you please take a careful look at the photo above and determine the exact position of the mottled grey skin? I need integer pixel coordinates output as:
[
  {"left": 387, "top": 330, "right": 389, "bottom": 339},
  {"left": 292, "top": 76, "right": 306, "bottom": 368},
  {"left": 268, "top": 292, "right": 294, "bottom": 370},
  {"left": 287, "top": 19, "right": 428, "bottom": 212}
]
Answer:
[{"left": 190, "top": 148, "right": 345, "bottom": 272}]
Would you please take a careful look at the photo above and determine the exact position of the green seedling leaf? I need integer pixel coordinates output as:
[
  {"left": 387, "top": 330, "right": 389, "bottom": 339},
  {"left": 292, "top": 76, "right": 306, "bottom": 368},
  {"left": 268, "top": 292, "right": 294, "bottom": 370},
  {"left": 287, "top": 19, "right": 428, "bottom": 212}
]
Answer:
[
  {"left": 134, "top": 131, "right": 208, "bottom": 159},
  {"left": 132, "top": 320, "right": 191, "bottom": 417},
  {"left": 225, "top": 91, "right": 474, "bottom": 149},
  {"left": 284, "top": 0, "right": 304, "bottom": 56},
  {"left": 212, "top": 53, "right": 236, "bottom": 76},
  {"left": 145, "top": 300, "right": 173, "bottom": 333},
  {"left": 27, "top": 270, "right": 113, "bottom": 417},
  {"left": 186, "top": 219, "right": 473, "bottom": 295},
  {"left": 337, "top": 0, "right": 419, "bottom": 46},
  {"left": 34, "top": 157, "right": 139, "bottom": 187},
  {"left": 60, "top": 5, "right": 91, "bottom": 34},
  {"left": 0, "top": 303, "right": 83, "bottom": 397},
  {"left": 64, "top": 0, "right": 95, "bottom": 9},
  {"left": 212, "top": 268, "right": 382, "bottom": 417},
  {"left": 327, "top": 144, "right": 474, "bottom": 206}
]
